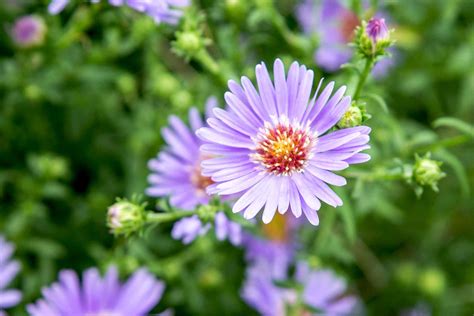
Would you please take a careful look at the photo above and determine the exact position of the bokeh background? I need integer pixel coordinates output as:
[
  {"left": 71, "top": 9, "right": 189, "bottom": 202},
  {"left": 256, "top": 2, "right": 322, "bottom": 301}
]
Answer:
[{"left": 0, "top": 0, "right": 473, "bottom": 315}]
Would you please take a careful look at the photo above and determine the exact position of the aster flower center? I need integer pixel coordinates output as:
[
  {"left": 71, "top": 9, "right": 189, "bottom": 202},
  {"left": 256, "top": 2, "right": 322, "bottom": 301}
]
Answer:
[
  {"left": 190, "top": 162, "right": 214, "bottom": 196},
  {"left": 252, "top": 117, "right": 315, "bottom": 176}
]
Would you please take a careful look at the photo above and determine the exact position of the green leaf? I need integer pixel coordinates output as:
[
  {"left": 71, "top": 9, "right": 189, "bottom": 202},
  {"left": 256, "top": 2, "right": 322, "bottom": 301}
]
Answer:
[
  {"left": 435, "top": 149, "right": 470, "bottom": 197},
  {"left": 336, "top": 189, "right": 357, "bottom": 243},
  {"left": 364, "top": 93, "right": 389, "bottom": 113},
  {"left": 433, "top": 117, "right": 474, "bottom": 138}
]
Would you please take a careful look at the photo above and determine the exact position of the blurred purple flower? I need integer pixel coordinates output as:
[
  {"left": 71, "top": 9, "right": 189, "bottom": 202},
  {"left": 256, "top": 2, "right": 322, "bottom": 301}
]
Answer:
[
  {"left": 197, "top": 59, "right": 371, "bottom": 225},
  {"left": 147, "top": 98, "right": 242, "bottom": 245},
  {"left": 48, "top": 0, "right": 189, "bottom": 25},
  {"left": 0, "top": 236, "right": 22, "bottom": 314},
  {"left": 242, "top": 261, "right": 360, "bottom": 316},
  {"left": 296, "top": 0, "right": 394, "bottom": 76},
  {"left": 242, "top": 213, "right": 302, "bottom": 279},
  {"left": 11, "top": 15, "right": 46, "bottom": 48},
  {"left": 295, "top": 262, "right": 360, "bottom": 315},
  {"left": 27, "top": 266, "right": 164, "bottom": 316}
]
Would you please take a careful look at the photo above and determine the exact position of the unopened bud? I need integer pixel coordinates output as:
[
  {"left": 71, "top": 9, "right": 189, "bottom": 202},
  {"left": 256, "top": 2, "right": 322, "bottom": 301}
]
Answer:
[
  {"left": 338, "top": 106, "right": 363, "bottom": 128},
  {"left": 107, "top": 200, "right": 146, "bottom": 236},
  {"left": 366, "top": 18, "right": 389, "bottom": 44},
  {"left": 413, "top": 153, "right": 445, "bottom": 191}
]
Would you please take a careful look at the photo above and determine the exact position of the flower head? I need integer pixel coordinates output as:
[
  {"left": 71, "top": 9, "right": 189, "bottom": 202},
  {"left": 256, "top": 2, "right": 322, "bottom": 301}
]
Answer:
[
  {"left": 413, "top": 153, "right": 445, "bottom": 192},
  {"left": 366, "top": 17, "right": 389, "bottom": 43},
  {"left": 242, "top": 261, "right": 359, "bottom": 315},
  {"left": 11, "top": 15, "right": 46, "bottom": 48},
  {"left": 27, "top": 266, "right": 164, "bottom": 316},
  {"left": 107, "top": 199, "right": 146, "bottom": 236},
  {"left": 0, "top": 236, "right": 22, "bottom": 314},
  {"left": 197, "top": 59, "right": 371, "bottom": 225},
  {"left": 147, "top": 98, "right": 242, "bottom": 245},
  {"left": 48, "top": 0, "right": 189, "bottom": 25}
]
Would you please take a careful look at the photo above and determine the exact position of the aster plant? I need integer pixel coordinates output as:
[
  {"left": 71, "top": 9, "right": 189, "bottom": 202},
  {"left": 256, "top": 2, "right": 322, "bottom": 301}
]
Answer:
[
  {"left": 48, "top": 0, "right": 190, "bottom": 24},
  {"left": 0, "top": 236, "right": 22, "bottom": 315},
  {"left": 197, "top": 59, "right": 371, "bottom": 225},
  {"left": 27, "top": 266, "right": 164, "bottom": 315}
]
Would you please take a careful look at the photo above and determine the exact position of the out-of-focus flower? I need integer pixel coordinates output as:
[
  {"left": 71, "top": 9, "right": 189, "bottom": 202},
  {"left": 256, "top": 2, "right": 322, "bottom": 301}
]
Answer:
[
  {"left": 366, "top": 17, "right": 389, "bottom": 43},
  {"left": 197, "top": 59, "right": 371, "bottom": 225},
  {"left": 295, "top": 262, "right": 360, "bottom": 315},
  {"left": 11, "top": 15, "right": 46, "bottom": 48},
  {"left": 0, "top": 236, "right": 22, "bottom": 314},
  {"left": 147, "top": 98, "right": 242, "bottom": 245},
  {"left": 107, "top": 199, "right": 146, "bottom": 236},
  {"left": 48, "top": 0, "right": 190, "bottom": 25},
  {"left": 27, "top": 266, "right": 164, "bottom": 316},
  {"left": 413, "top": 153, "right": 445, "bottom": 192},
  {"left": 296, "top": 0, "right": 394, "bottom": 76},
  {"left": 242, "top": 261, "right": 359, "bottom": 315},
  {"left": 242, "top": 213, "right": 301, "bottom": 279}
]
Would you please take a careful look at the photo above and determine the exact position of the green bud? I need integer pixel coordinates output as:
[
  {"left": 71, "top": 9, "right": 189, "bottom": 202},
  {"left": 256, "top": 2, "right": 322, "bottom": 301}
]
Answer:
[
  {"left": 225, "top": 0, "right": 248, "bottom": 23},
  {"left": 197, "top": 204, "right": 218, "bottom": 223},
  {"left": 116, "top": 74, "right": 136, "bottom": 97},
  {"left": 337, "top": 106, "right": 363, "bottom": 128},
  {"left": 413, "top": 153, "right": 446, "bottom": 191},
  {"left": 151, "top": 72, "right": 180, "bottom": 98},
  {"left": 395, "top": 262, "right": 418, "bottom": 287},
  {"left": 418, "top": 267, "right": 446, "bottom": 297},
  {"left": 27, "top": 153, "right": 69, "bottom": 180},
  {"left": 107, "top": 200, "right": 146, "bottom": 236},
  {"left": 173, "top": 30, "right": 204, "bottom": 59}
]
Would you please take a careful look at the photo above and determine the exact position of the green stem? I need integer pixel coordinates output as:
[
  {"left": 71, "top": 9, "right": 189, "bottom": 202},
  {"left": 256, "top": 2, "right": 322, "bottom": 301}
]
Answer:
[
  {"left": 417, "top": 135, "right": 472, "bottom": 152},
  {"left": 194, "top": 49, "right": 228, "bottom": 86},
  {"left": 353, "top": 58, "right": 374, "bottom": 100},
  {"left": 272, "top": 13, "right": 311, "bottom": 57},
  {"left": 146, "top": 210, "right": 196, "bottom": 224}
]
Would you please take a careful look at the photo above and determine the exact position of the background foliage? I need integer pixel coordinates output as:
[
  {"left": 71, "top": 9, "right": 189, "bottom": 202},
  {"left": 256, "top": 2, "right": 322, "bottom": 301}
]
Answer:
[{"left": 0, "top": 0, "right": 473, "bottom": 315}]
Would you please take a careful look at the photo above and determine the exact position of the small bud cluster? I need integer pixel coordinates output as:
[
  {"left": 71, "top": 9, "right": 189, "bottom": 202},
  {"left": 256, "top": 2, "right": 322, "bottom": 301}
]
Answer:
[
  {"left": 172, "top": 10, "right": 211, "bottom": 60},
  {"left": 354, "top": 18, "right": 393, "bottom": 60},
  {"left": 413, "top": 153, "right": 446, "bottom": 192},
  {"left": 337, "top": 101, "right": 371, "bottom": 128}
]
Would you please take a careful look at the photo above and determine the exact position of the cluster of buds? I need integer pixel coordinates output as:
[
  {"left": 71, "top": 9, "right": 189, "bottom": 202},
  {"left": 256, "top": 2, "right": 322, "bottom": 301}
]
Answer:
[
  {"left": 172, "top": 10, "right": 211, "bottom": 61},
  {"left": 107, "top": 198, "right": 147, "bottom": 236},
  {"left": 354, "top": 17, "right": 393, "bottom": 60}
]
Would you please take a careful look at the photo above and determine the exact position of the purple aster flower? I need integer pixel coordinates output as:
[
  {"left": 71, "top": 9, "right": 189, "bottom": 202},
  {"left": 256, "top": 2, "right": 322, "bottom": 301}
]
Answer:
[
  {"left": 147, "top": 98, "right": 242, "bottom": 245},
  {"left": 296, "top": 0, "right": 394, "bottom": 76},
  {"left": 295, "top": 262, "right": 360, "bottom": 315},
  {"left": 197, "top": 59, "right": 371, "bottom": 225},
  {"left": 0, "top": 236, "right": 22, "bottom": 314},
  {"left": 11, "top": 15, "right": 46, "bottom": 48},
  {"left": 366, "top": 17, "right": 389, "bottom": 43},
  {"left": 242, "top": 261, "right": 359, "bottom": 316},
  {"left": 48, "top": 0, "right": 189, "bottom": 25},
  {"left": 27, "top": 266, "right": 164, "bottom": 316}
]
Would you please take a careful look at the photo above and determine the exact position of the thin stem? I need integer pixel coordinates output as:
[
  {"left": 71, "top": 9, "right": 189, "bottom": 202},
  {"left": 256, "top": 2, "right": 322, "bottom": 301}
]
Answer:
[
  {"left": 194, "top": 49, "right": 229, "bottom": 86},
  {"left": 353, "top": 58, "right": 373, "bottom": 100},
  {"left": 146, "top": 210, "right": 196, "bottom": 224},
  {"left": 417, "top": 135, "right": 472, "bottom": 152}
]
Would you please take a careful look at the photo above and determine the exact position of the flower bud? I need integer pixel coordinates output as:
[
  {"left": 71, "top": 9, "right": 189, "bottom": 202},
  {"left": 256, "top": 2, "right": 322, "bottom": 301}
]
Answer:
[
  {"left": 413, "top": 153, "right": 445, "bottom": 191},
  {"left": 337, "top": 106, "right": 363, "bottom": 128},
  {"left": 11, "top": 15, "right": 46, "bottom": 48},
  {"left": 366, "top": 18, "right": 389, "bottom": 44},
  {"left": 173, "top": 30, "right": 205, "bottom": 59},
  {"left": 418, "top": 267, "right": 446, "bottom": 297},
  {"left": 107, "top": 200, "right": 146, "bottom": 236}
]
